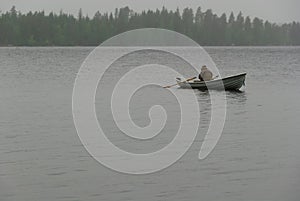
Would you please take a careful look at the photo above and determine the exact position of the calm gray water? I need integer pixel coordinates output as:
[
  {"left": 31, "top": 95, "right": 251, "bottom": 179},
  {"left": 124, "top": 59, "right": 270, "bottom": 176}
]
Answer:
[{"left": 0, "top": 47, "right": 300, "bottom": 201}]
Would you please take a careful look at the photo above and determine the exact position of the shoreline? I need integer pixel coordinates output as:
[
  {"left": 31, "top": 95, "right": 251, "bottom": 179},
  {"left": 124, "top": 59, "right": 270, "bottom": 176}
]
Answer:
[{"left": 1, "top": 45, "right": 300, "bottom": 48}]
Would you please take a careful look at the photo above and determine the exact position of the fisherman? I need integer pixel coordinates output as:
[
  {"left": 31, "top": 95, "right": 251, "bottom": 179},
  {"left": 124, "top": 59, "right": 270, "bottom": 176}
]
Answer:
[{"left": 198, "top": 65, "right": 213, "bottom": 81}]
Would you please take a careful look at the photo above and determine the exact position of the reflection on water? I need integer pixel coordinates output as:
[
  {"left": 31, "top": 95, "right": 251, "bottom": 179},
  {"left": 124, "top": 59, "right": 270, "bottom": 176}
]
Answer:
[{"left": 226, "top": 90, "right": 247, "bottom": 103}]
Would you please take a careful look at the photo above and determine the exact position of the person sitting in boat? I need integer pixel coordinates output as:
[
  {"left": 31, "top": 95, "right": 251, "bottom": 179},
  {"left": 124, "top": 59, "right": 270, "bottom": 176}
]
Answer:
[{"left": 198, "top": 65, "right": 213, "bottom": 81}]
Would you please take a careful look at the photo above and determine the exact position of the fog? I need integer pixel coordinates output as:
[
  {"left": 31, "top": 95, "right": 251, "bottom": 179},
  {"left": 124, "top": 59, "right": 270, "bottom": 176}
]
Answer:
[{"left": 1, "top": 0, "right": 299, "bottom": 23}]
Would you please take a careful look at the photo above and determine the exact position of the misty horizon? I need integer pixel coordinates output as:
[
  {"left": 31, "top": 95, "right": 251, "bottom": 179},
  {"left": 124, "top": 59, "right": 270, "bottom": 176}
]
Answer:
[
  {"left": 1, "top": 0, "right": 300, "bottom": 23},
  {"left": 2, "top": 6, "right": 300, "bottom": 25},
  {"left": 1, "top": 6, "right": 300, "bottom": 46}
]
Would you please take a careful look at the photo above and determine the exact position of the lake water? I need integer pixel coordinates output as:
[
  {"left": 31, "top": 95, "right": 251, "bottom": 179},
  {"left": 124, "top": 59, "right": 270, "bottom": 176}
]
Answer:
[{"left": 0, "top": 47, "right": 300, "bottom": 201}]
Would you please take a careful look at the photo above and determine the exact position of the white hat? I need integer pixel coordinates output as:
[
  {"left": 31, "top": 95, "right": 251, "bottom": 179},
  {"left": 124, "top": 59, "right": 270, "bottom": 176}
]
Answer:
[{"left": 201, "top": 65, "right": 208, "bottom": 71}]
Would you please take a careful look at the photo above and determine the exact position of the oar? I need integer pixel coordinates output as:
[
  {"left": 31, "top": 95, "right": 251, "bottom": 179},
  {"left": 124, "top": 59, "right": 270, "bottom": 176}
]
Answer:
[
  {"left": 163, "top": 76, "right": 197, "bottom": 88},
  {"left": 213, "top": 75, "right": 219, "bottom": 79}
]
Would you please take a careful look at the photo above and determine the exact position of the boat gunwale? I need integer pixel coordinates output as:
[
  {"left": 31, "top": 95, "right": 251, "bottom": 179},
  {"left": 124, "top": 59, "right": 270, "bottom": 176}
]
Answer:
[{"left": 187, "top": 72, "right": 247, "bottom": 84}]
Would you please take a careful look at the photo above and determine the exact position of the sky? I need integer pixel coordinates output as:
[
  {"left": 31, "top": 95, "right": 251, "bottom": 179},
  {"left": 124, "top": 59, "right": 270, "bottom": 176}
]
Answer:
[{"left": 1, "top": 0, "right": 299, "bottom": 23}]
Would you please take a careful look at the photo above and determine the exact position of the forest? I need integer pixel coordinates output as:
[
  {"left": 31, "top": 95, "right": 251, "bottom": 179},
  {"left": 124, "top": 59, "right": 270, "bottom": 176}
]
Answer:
[{"left": 0, "top": 6, "right": 300, "bottom": 46}]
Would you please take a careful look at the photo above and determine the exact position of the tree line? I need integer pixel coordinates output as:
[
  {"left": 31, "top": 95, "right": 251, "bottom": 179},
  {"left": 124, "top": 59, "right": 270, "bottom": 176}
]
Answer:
[{"left": 1, "top": 6, "right": 300, "bottom": 46}]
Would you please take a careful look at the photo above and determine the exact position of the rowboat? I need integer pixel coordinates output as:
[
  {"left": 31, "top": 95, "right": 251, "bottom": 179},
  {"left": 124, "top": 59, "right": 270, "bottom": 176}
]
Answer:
[{"left": 176, "top": 73, "right": 246, "bottom": 91}]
